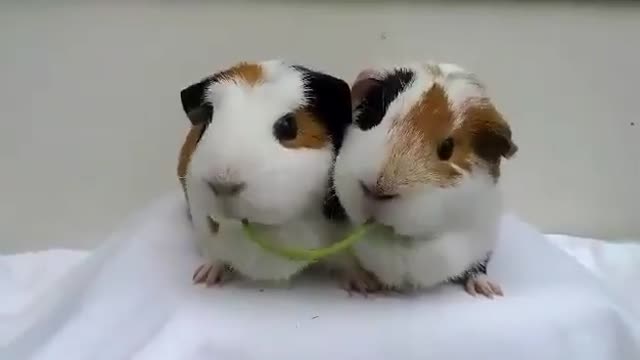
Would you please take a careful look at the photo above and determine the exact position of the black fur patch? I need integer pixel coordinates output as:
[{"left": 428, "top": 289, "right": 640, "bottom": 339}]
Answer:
[
  {"left": 322, "top": 176, "right": 348, "bottom": 222},
  {"left": 354, "top": 68, "right": 415, "bottom": 131},
  {"left": 180, "top": 77, "right": 214, "bottom": 125},
  {"left": 179, "top": 72, "right": 232, "bottom": 142},
  {"left": 181, "top": 78, "right": 209, "bottom": 117},
  {"left": 448, "top": 253, "right": 491, "bottom": 284},
  {"left": 180, "top": 78, "right": 213, "bottom": 143},
  {"left": 292, "top": 65, "right": 352, "bottom": 222},
  {"left": 292, "top": 65, "right": 352, "bottom": 152}
]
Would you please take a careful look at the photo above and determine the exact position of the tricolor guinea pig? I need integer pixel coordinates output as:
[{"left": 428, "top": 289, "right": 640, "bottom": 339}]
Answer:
[
  {"left": 177, "top": 60, "right": 378, "bottom": 291},
  {"left": 333, "top": 62, "right": 518, "bottom": 297}
]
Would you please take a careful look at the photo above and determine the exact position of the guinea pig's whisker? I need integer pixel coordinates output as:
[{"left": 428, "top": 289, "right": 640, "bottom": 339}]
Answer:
[{"left": 449, "top": 162, "right": 467, "bottom": 175}]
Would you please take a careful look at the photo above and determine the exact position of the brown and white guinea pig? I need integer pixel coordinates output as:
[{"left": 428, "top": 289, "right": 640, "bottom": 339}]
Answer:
[
  {"left": 177, "top": 60, "right": 377, "bottom": 291},
  {"left": 333, "top": 62, "right": 518, "bottom": 297}
]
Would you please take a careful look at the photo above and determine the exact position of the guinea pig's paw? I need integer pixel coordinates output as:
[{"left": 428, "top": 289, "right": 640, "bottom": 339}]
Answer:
[
  {"left": 192, "top": 262, "right": 234, "bottom": 287},
  {"left": 381, "top": 284, "right": 407, "bottom": 295},
  {"left": 464, "top": 275, "right": 503, "bottom": 299},
  {"left": 340, "top": 268, "right": 382, "bottom": 297}
]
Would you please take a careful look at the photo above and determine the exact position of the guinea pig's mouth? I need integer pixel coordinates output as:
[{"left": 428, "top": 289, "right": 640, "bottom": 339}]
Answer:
[
  {"left": 366, "top": 218, "right": 412, "bottom": 240},
  {"left": 240, "top": 218, "right": 283, "bottom": 231},
  {"left": 206, "top": 216, "right": 276, "bottom": 235},
  {"left": 241, "top": 218, "right": 268, "bottom": 227},
  {"left": 365, "top": 217, "right": 392, "bottom": 233},
  {"left": 214, "top": 203, "right": 282, "bottom": 226}
]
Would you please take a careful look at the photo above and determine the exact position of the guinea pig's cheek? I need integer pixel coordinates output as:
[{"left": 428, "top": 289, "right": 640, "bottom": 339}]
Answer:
[
  {"left": 385, "top": 213, "right": 420, "bottom": 237},
  {"left": 235, "top": 193, "right": 288, "bottom": 225},
  {"left": 346, "top": 204, "right": 367, "bottom": 224}
]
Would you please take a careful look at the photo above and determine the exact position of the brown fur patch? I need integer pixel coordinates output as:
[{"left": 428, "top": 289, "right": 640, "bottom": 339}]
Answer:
[
  {"left": 378, "top": 83, "right": 516, "bottom": 190},
  {"left": 177, "top": 124, "right": 205, "bottom": 192},
  {"left": 379, "top": 83, "right": 464, "bottom": 190},
  {"left": 280, "top": 110, "right": 329, "bottom": 149},
  {"left": 453, "top": 100, "right": 517, "bottom": 179},
  {"left": 409, "top": 84, "right": 455, "bottom": 144},
  {"left": 218, "top": 62, "right": 264, "bottom": 86}
]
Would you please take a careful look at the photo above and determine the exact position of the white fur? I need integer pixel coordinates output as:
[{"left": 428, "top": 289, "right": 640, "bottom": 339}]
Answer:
[
  {"left": 437, "top": 64, "right": 487, "bottom": 130},
  {"left": 334, "top": 62, "right": 502, "bottom": 289},
  {"left": 185, "top": 60, "right": 347, "bottom": 281}
]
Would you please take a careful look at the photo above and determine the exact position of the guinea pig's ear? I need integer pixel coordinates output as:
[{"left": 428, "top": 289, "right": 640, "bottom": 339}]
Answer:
[
  {"left": 351, "top": 69, "right": 381, "bottom": 109},
  {"left": 297, "top": 67, "right": 352, "bottom": 123},
  {"left": 180, "top": 78, "right": 214, "bottom": 125},
  {"left": 467, "top": 102, "right": 518, "bottom": 162},
  {"left": 294, "top": 65, "right": 353, "bottom": 150}
]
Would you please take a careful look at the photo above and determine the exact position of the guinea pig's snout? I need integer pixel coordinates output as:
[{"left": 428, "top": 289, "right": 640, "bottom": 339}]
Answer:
[
  {"left": 359, "top": 180, "right": 398, "bottom": 202},
  {"left": 359, "top": 180, "right": 398, "bottom": 222},
  {"left": 207, "top": 180, "right": 246, "bottom": 197}
]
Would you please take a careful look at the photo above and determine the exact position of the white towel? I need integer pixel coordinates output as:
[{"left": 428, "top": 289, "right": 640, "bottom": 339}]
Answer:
[{"left": 1, "top": 192, "right": 638, "bottom": 360}]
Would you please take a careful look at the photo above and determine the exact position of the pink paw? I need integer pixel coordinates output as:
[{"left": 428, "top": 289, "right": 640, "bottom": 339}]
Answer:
[
  {"left": 341, "top": 268, "right": 382, "bottom": 296},
  {"left": 192, "top": 263, "right": 233, "bottom": 286},
  {"left": 464, "top": 275, "right": 503, "bottom": 299}
]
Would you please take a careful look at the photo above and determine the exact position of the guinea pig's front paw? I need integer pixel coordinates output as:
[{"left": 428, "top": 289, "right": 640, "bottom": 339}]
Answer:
[
  {"left": 340, "top": 268, "right": 382, "bottom": 296},
  {"left": 192, "top": 262, "right": 234, "bottom": 287},
  {"left": 464, "top": 275, "right": 503, "bottom": 299}
]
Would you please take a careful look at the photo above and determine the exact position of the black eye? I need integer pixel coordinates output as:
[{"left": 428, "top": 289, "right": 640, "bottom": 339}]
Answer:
[
  {"left": 273, "top": 113, "right": 297, "bottom": 141},
  {"left": 437, "top": 137, "right": 455, "bottom": 161}
]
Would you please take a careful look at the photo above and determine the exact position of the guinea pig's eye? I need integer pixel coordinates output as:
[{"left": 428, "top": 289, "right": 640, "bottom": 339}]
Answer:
[
  {"left": 273, "top": 113, "right": 298, "bottom": 141},
  {"left": 437, "top": 137, "right": 455, "bottom": 161}
]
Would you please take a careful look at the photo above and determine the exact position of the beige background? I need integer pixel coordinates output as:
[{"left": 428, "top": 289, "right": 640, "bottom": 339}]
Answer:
[{"left": 1, "top": 2, "right": 639, "bottom": 253}]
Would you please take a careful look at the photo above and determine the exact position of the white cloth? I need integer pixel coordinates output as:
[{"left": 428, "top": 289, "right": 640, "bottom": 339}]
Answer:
[
  {"left": 546, "top": 234, "right": 640, "bottom": 318},
  {"left": 1, "top": 192, "right": 639, "bottom": 360}
]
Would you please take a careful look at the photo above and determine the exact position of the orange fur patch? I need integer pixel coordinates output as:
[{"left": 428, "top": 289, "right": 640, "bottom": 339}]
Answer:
[
  {"left": 217, "top": 62, "right": 264, "bottom": 86},
  {"left": 177, "top": 124, "right": 205, "bottom": 193},
  {"left": 379, "top": 84, "right": 463, "bottom": 190},
  {"left": 453, "top": 100, "right": 517, "bottom": 179},
  {"left": 379, "top": 82, "right": 516, "bottom": 190},
  {"left": 409, "top": 83, "right": 454, "bottom": 140},
  {"left": 280, "top": 110, "right": 329, "bottom": 149}
]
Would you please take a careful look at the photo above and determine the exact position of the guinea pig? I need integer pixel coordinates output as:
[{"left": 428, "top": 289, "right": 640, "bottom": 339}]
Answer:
[
  {"left": 177, "top": 60, "right": 378, "bottom": 292},
  {"left": 333, "top": 62, "right": 518, "bottom": 297}
]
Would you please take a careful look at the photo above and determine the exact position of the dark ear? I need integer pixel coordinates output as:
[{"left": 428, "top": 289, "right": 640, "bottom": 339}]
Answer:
[
  {"left": 467, "top": 103, "right": 518, "bottom": 163},
  {"left": 293, "top": 65, "right": 352, "bottom": 153},
  {"left": 180, "top": 78, "right": 214, "bottom": 125},
  {"left": 351, "top": 69, "right": 381, "bottom": 110},
  {"left": 350, "top": 68, "right": 414, "bottom": 131},
  {"left": 473, "top": 126, "right": 518, "bottom": 162}
]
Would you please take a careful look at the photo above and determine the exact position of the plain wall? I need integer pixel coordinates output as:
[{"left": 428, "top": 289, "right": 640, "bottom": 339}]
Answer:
[{"left": 1, "top": 1, "right": 639, "bottom": 253}]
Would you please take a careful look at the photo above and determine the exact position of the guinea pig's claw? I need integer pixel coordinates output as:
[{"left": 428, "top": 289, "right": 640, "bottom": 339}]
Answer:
[
  {"left": 341, "top": 269, "right": 382, "bottom": 297},
  {"left": 193, "top": 262, "right": 233, "bottom": 286},
  {"left": 464, "top": 275, "right": 503, "bottom": 299}
]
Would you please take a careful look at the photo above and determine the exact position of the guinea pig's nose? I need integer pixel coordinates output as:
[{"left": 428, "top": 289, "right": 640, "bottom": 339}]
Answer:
[
  {"left": 207, "top": 180, "right": 246, "bottom": 197},
  {"left": 359, "top": 180, "right": 398, "bottom": 201}
]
